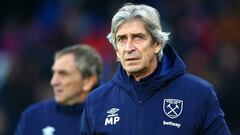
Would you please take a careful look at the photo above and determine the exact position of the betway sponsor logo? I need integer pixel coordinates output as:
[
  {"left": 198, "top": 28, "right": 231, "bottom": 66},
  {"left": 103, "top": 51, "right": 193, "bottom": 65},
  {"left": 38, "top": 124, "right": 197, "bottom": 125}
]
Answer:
[{"left": 163, "top": 120, "right": 181, "bottom": 128}]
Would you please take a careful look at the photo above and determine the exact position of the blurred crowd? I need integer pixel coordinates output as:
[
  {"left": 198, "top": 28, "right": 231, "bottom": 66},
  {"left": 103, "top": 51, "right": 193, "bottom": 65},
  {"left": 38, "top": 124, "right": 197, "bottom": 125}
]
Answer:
[{"left": 0, "top": 0, "right": 239, "bottom": 135}]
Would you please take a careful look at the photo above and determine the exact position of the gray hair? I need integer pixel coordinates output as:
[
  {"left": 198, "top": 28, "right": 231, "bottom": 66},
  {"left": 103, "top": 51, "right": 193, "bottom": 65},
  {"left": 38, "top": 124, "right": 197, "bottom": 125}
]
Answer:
[
  {"left": 107, "top": 3, "right": 170, "bottom": 61},
  {"left": 54, "top": 44, "right": 102, "bottom": 79}
]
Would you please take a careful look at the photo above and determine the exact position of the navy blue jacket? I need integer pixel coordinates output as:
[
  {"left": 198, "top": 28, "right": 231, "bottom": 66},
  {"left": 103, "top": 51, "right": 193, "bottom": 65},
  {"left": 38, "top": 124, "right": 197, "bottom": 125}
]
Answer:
[
  {"left": 15, "top": 99, "right": 84, "bottom": 135},
  {"left": 80, "top": 44, "right": 231, "bottom": 135}
]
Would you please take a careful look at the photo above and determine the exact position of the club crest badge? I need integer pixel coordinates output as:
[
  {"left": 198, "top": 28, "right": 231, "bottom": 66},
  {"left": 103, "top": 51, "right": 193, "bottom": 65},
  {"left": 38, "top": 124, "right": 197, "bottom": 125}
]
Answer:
[{"left": 163, "top": 99, "right": 183, "bottom": 119}]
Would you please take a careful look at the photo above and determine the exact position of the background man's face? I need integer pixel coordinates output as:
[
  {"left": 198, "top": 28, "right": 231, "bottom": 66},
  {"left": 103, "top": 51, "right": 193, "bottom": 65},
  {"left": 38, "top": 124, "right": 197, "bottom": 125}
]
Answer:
[
  {"left": 51, "top": 54, "right": 83, "bottom": 105},
  {"left": 115, "top": 19, "right": 161, "bottom": 79}
]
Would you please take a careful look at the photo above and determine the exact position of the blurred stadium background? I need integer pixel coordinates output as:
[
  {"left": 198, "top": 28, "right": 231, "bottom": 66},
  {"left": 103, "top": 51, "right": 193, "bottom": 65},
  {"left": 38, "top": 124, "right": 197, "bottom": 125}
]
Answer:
[{"left": 0, "top": 0, "right": 239, "bottom": 134}]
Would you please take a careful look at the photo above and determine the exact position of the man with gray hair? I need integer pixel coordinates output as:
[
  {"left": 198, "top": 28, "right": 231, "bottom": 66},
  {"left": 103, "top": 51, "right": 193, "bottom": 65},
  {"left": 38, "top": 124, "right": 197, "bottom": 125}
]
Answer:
[
  {"left": 15, "top": 44, "right": 102, "bottom": 135},
  {"left": 80, "top": 3, "right": 230, "bottom": 135}
]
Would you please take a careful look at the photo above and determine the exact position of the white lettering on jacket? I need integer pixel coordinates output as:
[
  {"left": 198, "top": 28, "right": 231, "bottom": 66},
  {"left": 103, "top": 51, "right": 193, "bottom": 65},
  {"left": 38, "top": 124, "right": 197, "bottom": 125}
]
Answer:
[
  {"left": 105, "top": 108, "right": 120, "bottom": 126},
  {"left": 163, "top": 120, "right": 181, "bottom": 128}
]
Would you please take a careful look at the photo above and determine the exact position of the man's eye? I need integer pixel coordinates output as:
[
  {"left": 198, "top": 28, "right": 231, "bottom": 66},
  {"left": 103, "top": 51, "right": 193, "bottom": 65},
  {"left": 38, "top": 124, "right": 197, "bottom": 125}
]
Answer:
[
  {"left": 135, "top": 35, "right": 144, "bottom": 41},
  {"left": 118, "top": 37, "right": 126, "bottom": 44}
]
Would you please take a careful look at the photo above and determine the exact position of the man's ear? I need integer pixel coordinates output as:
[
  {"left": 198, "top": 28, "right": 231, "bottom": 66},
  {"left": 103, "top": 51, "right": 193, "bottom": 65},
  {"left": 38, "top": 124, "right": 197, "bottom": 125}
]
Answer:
[
  {"left": 116, "top": 50, "right": 120, "bottom": 59},
  {"left": 82, "top": 75, "right": 98, "bottom": 93},
  {"left": 116, "top": 49, "right": 122, "bottom": 62},
  {"left": 154, "top": 42, "right": 162, "bottom": 54}
]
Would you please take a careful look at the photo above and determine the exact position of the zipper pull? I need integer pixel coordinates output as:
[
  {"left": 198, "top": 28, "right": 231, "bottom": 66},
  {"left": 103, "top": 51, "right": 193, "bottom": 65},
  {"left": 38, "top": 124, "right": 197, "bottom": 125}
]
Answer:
[{"left": 138, "top": 100, "right": 143, "bottom": 105}]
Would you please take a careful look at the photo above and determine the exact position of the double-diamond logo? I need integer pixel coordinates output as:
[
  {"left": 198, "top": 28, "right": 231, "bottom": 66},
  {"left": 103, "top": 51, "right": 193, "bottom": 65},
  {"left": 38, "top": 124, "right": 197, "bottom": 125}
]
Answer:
[
  {"left": 163, "top": 99, "right": 183, "bottom": 119},
  {"left": 105, "top": 108, "right": 120, "bottom": 126}
]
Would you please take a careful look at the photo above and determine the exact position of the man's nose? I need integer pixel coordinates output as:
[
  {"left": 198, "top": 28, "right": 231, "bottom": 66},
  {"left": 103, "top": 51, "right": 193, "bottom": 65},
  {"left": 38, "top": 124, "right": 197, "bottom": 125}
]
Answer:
[
  {"left": 125, "top": 39, "right": 135, "bottom": 52},
  {"left": 50, "top": 73, "right": 60, "bottom": 86}
]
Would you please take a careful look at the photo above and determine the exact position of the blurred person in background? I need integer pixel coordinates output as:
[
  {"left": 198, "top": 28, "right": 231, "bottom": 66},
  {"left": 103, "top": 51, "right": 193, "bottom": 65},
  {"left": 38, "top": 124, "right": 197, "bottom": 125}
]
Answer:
[
  {"left": 15, "top": 44, "right": 102, "bottom": 135},
  {"left": 80, "top": 3, "right": 231, "bottom": 135},
  {"left": 0, "top": 107, "right": 7, "bottom": 135}
]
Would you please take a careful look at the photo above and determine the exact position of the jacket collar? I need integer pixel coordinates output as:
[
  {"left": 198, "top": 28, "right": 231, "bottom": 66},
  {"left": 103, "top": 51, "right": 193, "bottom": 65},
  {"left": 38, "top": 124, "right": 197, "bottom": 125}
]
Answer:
[
  {"left": 112, "top": 44, "right": 186, "bottom": 103},
  {"left": 55, "top": 101, "right": 84, "bottom": 115}
]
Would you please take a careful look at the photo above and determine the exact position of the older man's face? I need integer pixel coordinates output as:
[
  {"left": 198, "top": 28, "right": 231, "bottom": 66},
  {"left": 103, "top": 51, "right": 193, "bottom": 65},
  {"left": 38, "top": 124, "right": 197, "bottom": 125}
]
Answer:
[
  {"left": 115, "top": 19, "right": 161, "bottom": 80},
  {"left": 51, "top": 54, "right": 84, "bottom": 105}
]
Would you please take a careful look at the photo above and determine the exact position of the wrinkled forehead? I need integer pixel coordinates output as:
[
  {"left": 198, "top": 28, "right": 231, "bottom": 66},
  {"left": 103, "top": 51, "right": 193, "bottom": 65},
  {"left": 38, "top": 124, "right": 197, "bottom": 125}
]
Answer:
[{"left": 116, "top": 19, "right": 149, "bottom": 36}]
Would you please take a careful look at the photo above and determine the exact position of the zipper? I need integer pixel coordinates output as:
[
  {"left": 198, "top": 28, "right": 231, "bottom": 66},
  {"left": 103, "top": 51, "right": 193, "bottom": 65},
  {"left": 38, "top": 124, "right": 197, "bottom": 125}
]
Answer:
[
  {"left": 136, "top": 82, "right": 144, "bottom": 135},
  {"left": 138, "top": 101, "right": 143, "bottom": 135}
]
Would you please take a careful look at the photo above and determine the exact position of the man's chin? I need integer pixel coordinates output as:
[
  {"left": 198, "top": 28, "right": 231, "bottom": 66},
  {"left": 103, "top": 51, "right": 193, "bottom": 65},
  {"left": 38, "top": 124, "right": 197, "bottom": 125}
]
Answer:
[
  {"left": 55, "top": 97, "right": 65, "bottom": 104},
  {"left": 125, "top": 66, "right": 141, "bottom": 74}
]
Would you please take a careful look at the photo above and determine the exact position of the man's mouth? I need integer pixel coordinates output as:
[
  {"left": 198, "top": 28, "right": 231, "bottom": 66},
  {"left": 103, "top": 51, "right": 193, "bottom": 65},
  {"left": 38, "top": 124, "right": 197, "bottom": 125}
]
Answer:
[
  {"left": 54, "top": 88, "right": 63, "bottom": 95},
  {"left": 125, "top": 57, "right": 139, "bottom": 61}
]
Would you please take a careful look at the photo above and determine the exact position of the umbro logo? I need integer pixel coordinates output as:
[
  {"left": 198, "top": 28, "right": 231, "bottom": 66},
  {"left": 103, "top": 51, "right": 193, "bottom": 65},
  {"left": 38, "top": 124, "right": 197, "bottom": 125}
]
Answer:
[{"left": 105, "top": 108, "right": 120, "bottom": 126}]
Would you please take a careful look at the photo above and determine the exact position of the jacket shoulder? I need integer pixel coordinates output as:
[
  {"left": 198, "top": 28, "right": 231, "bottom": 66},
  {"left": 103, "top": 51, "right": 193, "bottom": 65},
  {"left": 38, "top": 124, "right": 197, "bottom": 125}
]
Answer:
[
  {"left": 174, "top": 73, "right": 215, "bottom": 95},
  {"left": 182, "top": 73, "right": 213, "bottom": 87},
  {"left": 87, "top": 80, "right": 115, "bottom": 105},
  {"left": 22, "top": 99, "right": 54, "bottom": 116}
]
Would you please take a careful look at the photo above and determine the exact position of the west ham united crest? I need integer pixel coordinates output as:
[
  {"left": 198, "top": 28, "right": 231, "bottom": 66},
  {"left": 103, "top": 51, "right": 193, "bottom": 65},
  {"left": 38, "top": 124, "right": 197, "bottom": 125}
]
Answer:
[{"left": 163, "top": 99, "right": 183, "bottom": 119}]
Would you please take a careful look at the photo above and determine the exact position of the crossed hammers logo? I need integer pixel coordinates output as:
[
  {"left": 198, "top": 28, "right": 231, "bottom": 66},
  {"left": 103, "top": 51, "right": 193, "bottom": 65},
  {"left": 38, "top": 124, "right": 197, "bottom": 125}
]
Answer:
[
  {"left": 163, "top": 99, "right": 183, "bottom": 119},
  {"left": 167, "top": 104, "right": 179, "bottom": 115}
]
